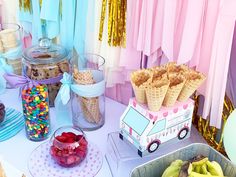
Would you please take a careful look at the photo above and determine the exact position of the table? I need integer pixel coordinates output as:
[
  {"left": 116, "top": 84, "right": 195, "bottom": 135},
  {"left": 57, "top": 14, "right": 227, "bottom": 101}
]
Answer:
[
  {"left": 0, "top": 88, "right": 126, "bottom": 177},
  {"left": 0, "top": 88, "right": 206, "bottom": 177}
]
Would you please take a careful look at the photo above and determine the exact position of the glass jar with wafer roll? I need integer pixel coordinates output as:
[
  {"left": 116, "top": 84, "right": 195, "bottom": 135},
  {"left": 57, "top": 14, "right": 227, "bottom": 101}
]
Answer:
[
  {"left": 71, "top": 54, "right": 105, "bottom": 131},
  {"left": 22, "top": 38, "right": 70, "bottom": 107},
  {"left": 0, "top": 23, "right": 23, "bottom": 75}
]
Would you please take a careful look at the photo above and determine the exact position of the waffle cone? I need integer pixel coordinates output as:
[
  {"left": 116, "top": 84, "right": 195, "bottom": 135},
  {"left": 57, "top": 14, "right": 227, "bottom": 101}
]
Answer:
[
  {"left": 73, "top": 67, "right": 94, "bottom": 85},
  {"left": 146, "top": 78, "right": 170, "bottom": 111},
  {"left": 80, "top": 97, "right": 100, "bottom": 123},
  {"left": 130, "top": 69, "right": 152, "bottom": 104},
  {"left": 149, "top": 65, "right": 168, "bottom": 81},
  {"left": 163, "top": 74, "right": 186, "bottom": 107},
  {"left": 73, "top": 67, "right": 101, "bottom": 124},
  {"left": 178, "top": 70, "right": 206, "bottom": 102},
  {"left": 166, "top": 62, "right": 189, "bottom": 78}
]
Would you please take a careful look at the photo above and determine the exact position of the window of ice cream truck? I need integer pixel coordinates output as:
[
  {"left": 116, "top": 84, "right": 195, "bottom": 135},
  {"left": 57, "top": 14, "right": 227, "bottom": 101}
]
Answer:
[
  {"left": 148, "top": 119, "right": 166, "bottom": 136},
  {"left": 123, "top": 107, "right": 150, "bottom": 136}
]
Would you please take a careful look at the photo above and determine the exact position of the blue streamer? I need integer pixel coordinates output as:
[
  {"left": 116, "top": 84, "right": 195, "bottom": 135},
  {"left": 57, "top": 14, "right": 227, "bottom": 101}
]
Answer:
[
  {"left": 31, "top": 0, "right": 44, "bottom": 44},
  {"left": 18, "top": 5, "right": 32, "bottom": 34},
  {"left": 60, "top": 0, "right": 76, "bottom": 50},
  {"left": 74, "top": 0, "right": 89, "bottom": 56},
  {"left": 40, "top": 0, "right": 60, "bottom": 39}
]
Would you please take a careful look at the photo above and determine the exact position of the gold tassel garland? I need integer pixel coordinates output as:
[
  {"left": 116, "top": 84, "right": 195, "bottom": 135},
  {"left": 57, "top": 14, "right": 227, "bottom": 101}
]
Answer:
[
  {"left": 19, "top": 0, "right": 32, "bottom": 12},
  {"left": 192, "top": 93, "right": 234, "bottom": 156},
  {"left": 19, "top": 0, "right": 62, "bottom": 17},
  {"left": 99, "top": 0, "right": 127, "bottom": 47}
]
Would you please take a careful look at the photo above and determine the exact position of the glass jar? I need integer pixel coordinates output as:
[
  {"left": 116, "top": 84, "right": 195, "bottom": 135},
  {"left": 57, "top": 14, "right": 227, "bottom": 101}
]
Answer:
[
  {"left": 22, "top": 38, "right": 70, "bottom": 107},
  {"left": 0, "top": 23, "right": 23, "bottom": 75},
  {"left": 22, "top": 84, "right": 50, "bottom": 141},
  {"left": 50, "top": 126, "right": 88, "bottom": 167},
  {"left": 71, "top": 54, "right": 105, "bottom": 131}
]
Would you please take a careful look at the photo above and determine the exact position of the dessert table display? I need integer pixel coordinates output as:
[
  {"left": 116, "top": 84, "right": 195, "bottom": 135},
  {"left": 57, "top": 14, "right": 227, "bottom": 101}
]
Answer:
[{"left": 0, "top": 23, "right": 235, "bottom": 177}]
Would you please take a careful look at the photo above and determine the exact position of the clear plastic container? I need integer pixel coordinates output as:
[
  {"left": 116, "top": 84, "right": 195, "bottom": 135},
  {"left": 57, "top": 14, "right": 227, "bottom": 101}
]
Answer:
[
  {"left": 0, "top": 23, "right": 23, "bottom": 75},
  {"left": 105, "top": 126, "right": 207, "bottom": 177},
  {"left": 22, "top": 84, "right": 50, "bottom": 141},
  {"left": 71, "top": 54, "right": 105, "bottom": 131},
  {"left": 22, "top": 38, "right": 70, "bottom": 106}
]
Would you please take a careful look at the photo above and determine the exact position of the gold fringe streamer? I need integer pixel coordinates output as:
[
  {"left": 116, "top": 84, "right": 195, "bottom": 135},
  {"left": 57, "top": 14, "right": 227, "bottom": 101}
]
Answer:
[
  {"left": 99, "top": 0, "right": 127, "bottom": 47},
  {"left": 19, "top": 0, "right": 32, "bottom": 12},
  {"left": 192, "top": 93, "right": 234, "bottom": 156},
  {"left": 19, "top": 0, "right": 62, "bottom": 17},
  {"left": 99, "top": 0, "right": 107, "bottom": 42}
]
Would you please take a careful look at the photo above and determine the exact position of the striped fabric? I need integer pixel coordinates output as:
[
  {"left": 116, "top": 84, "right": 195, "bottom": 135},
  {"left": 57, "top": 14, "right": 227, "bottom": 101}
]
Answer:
[{"left": 0, "top": 108, "right": 24, "bottom": 142}]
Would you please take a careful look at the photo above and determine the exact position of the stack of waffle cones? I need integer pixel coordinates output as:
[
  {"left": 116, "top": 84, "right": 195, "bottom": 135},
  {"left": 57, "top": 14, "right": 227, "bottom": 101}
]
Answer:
[
  {"left": 0, "top": 29, "right": 18, "bottom": 51},
  {"left": 178, "top": 70, "right": 206, "bottom": 102},
  {"left": 130, "top": 62, "right": 206, "bottom": 111},
  {"left": 73, "top": 67, "right": 101, "bottom": 124}
]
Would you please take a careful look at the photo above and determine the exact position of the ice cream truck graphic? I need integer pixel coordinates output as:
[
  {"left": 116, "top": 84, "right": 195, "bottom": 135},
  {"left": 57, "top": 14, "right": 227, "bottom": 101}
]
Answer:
[{"left": 119, "top": 98, "right": 194, "bottom": 157}]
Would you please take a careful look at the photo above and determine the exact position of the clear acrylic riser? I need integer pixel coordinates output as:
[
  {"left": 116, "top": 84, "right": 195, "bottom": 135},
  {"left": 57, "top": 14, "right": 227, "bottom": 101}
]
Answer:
[{"left": 105, "top": 126, "right": 206, "bottom": 177}]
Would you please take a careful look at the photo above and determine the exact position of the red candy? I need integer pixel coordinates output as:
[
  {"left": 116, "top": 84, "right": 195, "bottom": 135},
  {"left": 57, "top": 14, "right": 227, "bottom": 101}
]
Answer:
[
  {"left": 50, "top": 131, "right": 88, "bottom": 167},
  {"left": 55, "top": 135, "right": 67, "bottom": 143}
]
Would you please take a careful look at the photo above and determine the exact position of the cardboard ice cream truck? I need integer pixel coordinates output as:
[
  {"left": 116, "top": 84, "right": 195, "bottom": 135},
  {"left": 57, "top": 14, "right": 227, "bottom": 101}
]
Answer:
[{"left": 119, "top": 98, "right": 194, "bottom": 157}]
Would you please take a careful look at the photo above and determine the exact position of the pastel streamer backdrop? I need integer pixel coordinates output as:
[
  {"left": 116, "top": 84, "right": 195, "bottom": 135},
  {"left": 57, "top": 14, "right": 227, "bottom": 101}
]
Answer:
[{"left": 1, "top": 0, "right": 236, "bottom": 128}]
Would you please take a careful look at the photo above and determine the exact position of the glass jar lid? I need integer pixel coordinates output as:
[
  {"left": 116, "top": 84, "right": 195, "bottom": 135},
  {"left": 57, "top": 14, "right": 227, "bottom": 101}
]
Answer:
[{"left": 23, "top": 38, "right": 68, "bottom": 64}]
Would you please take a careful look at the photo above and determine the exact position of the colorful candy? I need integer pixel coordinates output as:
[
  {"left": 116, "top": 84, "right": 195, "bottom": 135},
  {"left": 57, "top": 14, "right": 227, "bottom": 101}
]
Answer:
[{"left": 22, "top": 84, "right": 50, "bottom": 141}]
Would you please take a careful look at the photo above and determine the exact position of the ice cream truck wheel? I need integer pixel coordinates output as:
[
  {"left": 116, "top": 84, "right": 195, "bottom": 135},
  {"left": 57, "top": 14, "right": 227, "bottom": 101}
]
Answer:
[
  {"left": 147, "top": 140, "right": 160, "bottom": 153},
  {"left": 119, "top": 133, "right": 124, "bottom": 140},
  {"left": 177, "top": 127, "right": 189, "bottom": 140}
]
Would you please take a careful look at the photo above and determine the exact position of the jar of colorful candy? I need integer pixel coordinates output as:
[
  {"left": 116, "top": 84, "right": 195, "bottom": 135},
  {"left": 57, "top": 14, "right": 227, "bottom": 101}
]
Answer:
[
  {"left": 22, "top": 38, "right": 70, "bottom": 107},
  {"left": 22, "top": 84, "right": 50, "bottom": 141}
]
